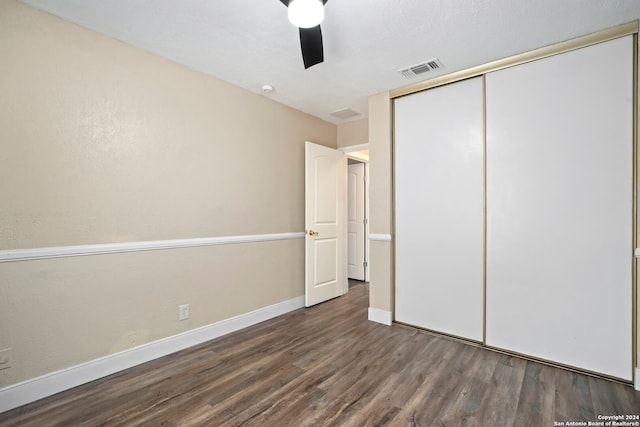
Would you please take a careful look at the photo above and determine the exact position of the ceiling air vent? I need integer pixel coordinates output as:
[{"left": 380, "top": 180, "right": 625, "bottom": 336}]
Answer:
[
  {"left": 399, "top": 58, "right": 444, "bottom": 79},
  {"left": 330, "top": 108, "right": 361, "bottom": 120}
]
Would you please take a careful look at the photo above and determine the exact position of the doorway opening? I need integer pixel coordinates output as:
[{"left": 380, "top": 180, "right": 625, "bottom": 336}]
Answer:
[{"left": 343, "top": 147, "right": 369, "bottom": 284}]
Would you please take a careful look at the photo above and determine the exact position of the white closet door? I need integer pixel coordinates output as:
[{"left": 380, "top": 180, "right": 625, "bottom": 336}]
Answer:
[
  {"left": 395, "top": 77, "right": 484, "bottom": 341},
  {"left": 486, "top": 36, "right": 633, "bottom": 380}
]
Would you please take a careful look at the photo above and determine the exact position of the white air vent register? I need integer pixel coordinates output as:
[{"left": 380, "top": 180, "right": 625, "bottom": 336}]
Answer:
[{"left": 399, "top": 58, "right": 445, "bottom": 79}]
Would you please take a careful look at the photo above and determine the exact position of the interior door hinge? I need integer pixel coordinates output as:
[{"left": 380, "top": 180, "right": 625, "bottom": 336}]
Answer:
[
  {"left": 363, "top": 218, "right": 368, "bottom": 225},
  {"left": 363, "top": 261, "right": 368, "bottom": 267}
]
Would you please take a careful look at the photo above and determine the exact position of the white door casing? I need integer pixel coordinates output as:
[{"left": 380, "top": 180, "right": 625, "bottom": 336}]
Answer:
[
  {"left": 347, "top": 162, "right": 366, "bottom": 280},
  {"left": 305, "top": 141, "right": 347, "bottom": 307}
]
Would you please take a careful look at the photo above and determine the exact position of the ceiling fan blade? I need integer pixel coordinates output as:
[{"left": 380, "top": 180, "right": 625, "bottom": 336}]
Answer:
[
  {"left": 299, "top": 25, "right": 324, "bottom": 69},
  {"left": 278, "top": 0, "right": 328, "bottom": 68}
]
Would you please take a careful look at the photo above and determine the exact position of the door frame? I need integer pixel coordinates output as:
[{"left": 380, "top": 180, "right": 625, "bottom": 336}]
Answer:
[{"left": 341, "top": 143, "right": 370, "bottom": 283}]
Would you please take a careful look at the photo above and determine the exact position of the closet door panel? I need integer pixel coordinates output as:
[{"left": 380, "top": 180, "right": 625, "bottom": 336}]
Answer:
[
  {"left": 395, "top": 77, "right": 484, "bottom": 341},
  {"left": 485, "top": 36, "right": 633, "bottom": 380}
]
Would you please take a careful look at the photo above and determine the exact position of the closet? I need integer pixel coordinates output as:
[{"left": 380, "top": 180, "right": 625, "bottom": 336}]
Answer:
[{"left": 394, "top": 34, "right": 634, "bottom": 381}]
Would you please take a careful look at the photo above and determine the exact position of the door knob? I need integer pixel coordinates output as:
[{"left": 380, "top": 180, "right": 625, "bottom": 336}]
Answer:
[{"left": 308, "top": 230, "right": 319, "bottom": 236}]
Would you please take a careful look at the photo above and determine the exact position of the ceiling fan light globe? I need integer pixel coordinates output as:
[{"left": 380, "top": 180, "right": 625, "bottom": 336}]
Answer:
[{"left": 288, "top": 0, "right": 324, "bottom": 28}]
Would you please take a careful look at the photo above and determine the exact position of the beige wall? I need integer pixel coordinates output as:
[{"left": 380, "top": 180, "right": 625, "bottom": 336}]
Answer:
[
  {"left": 0, "top": 242, "right": 303, "bottom": 386},
  {"left": 1, "top": 1, "right": 336, "bottom": 249},
  {"left": 367, "top": 93, "right": 393, "bottom": 312},
  {"left": 337, "top": 118, "right": 368, "bottom": 148},
  {"left": 0, "top": 0, "right": 336, "bottom": 388}
]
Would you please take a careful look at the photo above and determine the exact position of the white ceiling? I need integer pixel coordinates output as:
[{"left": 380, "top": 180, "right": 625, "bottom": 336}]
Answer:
[{"left": 20, "top": 0, "right": 640, "bottom": 124}]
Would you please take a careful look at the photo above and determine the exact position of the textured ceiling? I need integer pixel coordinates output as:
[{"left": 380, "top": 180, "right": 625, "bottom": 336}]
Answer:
[{"left": 20, "top": 0, "right": 640, "bottom": 124}]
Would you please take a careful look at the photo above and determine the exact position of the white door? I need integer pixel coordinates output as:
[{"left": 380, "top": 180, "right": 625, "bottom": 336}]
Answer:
[
  {"left": 485, "top": 35, "right": 633, "bottom": 380},
  {"left": 395, "top": 76, "right": 485, "bottom": 342},
  {"left": 347, "top": 162, "right": 366, "bottom": 280},
  {"left": 305, "top": 141, "right": 347, "bottom": 307}
]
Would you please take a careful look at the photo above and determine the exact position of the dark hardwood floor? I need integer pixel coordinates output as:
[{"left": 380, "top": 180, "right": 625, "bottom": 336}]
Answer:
[{"left": 1, "top": 280, "right": 638, "bottom": 426}]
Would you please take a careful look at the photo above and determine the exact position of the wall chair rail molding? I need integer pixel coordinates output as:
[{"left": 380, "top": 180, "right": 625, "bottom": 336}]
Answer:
[
  {"left": 0, "top": 232, "right": 305, "bottom": 263},
  {"left": 368, "top": 233, "right": 392, "bottom": 242}
]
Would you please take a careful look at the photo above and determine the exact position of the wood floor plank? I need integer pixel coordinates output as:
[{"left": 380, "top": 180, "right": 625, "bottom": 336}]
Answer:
[
  {"left": 365, "top": 330, "right": 438, "bottom": 410},
  {"left": 454, "top": 344, "right": 501, "bottom": 425},
  {"left": 589, "top": 375, "right": 640, "bottom": 416},
  {"left": 462, "top": 353, "right": 527, "bottom": 427},
  {"left": 1, "top": 281, "right": 638, "bottom": 426},
  {"left": 554, "top": 370, "right": 596, "bottom": 422},
  {"left": 425, "top": 345, "right": 488, "bottom": 426},
  {"left": 309, "top": 334, "right": 406, "bottom": 426},
  {"left": 198, "top": 364, "right": 305, "bottom": 426},
  {"left": 512, "top": 361, "right": 558, "bottom": 427},
  {"left": 390, "top": 337, "right": 462, "bottom": 425},
  {"left": 221, "top": 366, "right": 334, "bottom": 426}
]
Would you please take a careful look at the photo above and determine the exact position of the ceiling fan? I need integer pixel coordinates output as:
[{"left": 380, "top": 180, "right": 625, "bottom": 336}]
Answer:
[{"left": 279, "top": 0, "right": 329, "bottom": 69}]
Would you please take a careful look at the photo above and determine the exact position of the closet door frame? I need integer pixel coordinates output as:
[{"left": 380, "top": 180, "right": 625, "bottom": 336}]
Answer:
[{"left": 390, "top": 21, "right": 639, "bottom": 384}]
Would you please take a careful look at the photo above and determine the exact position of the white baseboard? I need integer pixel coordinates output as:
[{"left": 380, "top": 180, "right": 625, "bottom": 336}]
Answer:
[
  {"left": 368, "top": 307, "right": 392, "bottom": 326},
  {"left": 636, "top": 368, "right": 640, "bottom": 391},
  {"left": 0, "top": 295, "right": 305, "bottom": 413}
]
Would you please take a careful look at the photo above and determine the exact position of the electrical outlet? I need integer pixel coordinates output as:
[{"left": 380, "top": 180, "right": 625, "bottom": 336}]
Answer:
[
  {"left": 179, "top": 304, "right": 189, "bottom": 321},
  {"left": 0, "top": 348, "right": 12, "bottom": 370}
]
